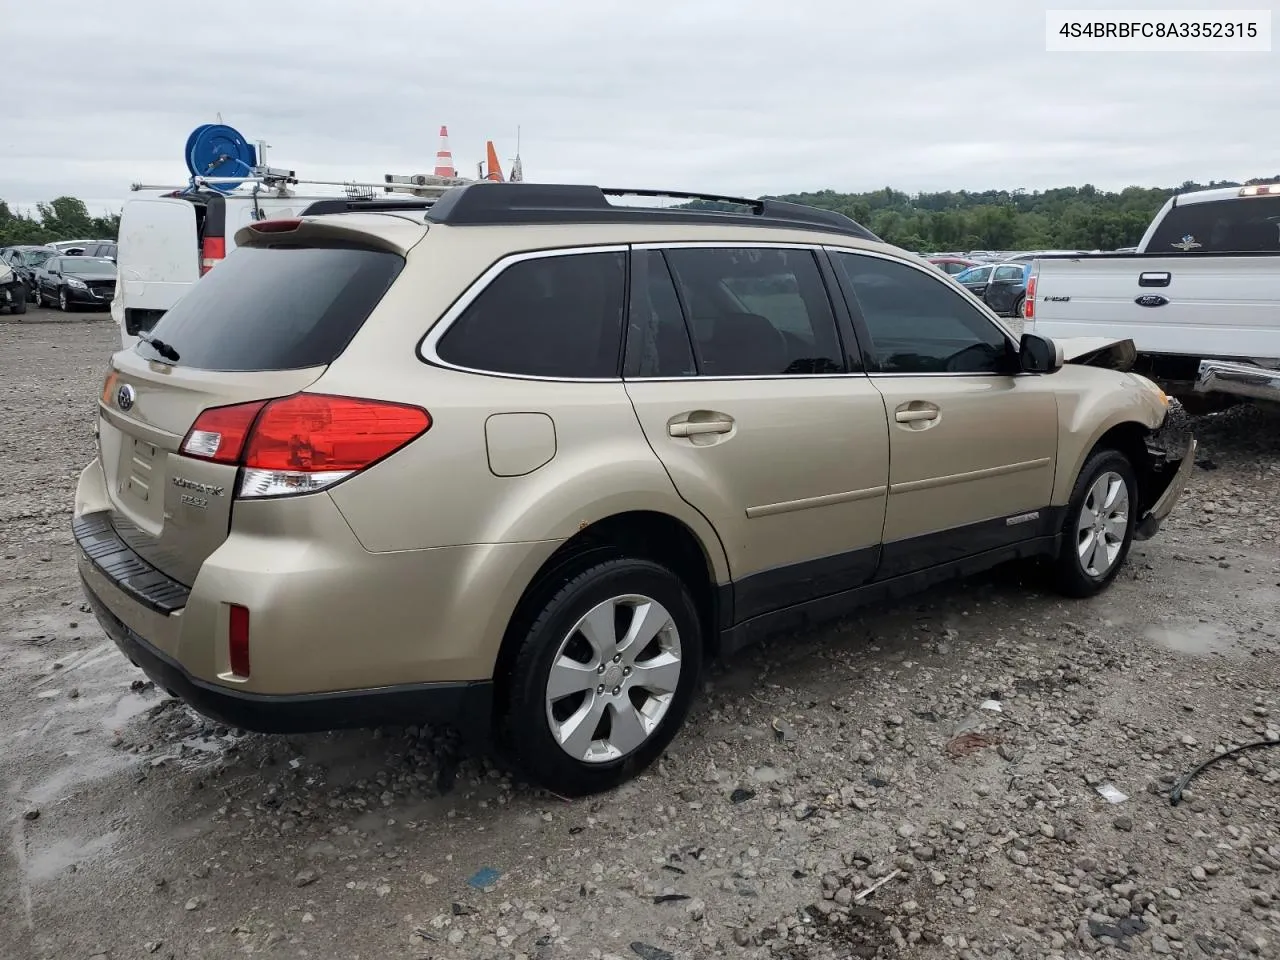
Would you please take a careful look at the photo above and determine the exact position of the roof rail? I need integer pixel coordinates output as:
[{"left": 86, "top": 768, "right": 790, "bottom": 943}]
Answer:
[
  {"left": 299, "top": 197, "right": 439, "bottom": 217},
  {"left": 423, "top": 183, "right": 880, "bottom": 240}
]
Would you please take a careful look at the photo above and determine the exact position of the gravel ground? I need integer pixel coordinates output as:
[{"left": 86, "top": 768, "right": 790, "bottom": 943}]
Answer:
[{"left": 2, "top": 312, "right": 1279, "bottom": 960}]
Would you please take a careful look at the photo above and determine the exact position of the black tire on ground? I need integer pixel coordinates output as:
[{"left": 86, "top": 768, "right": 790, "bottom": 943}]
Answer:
[
  {"left": 1050, "top": 448, "right": 1139, "bottom": 598},
  {"left": 27, "top": 282, "right": 38, "bottom": 303},
  {"left": 1012, "top": 295, "right": 1025, "bottom": 319},
  {"left": 10, "top": 289, "right": 26, "bottom": 315},
  {"left": 502, "top": 557, "right": 703, "bottom": 797},
  {"left": 58, "top": 288, "right": 70, "bottom": 311}
]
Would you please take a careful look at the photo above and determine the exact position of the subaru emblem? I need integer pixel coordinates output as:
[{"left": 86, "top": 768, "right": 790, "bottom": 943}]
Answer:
[{"left": 116, "top": 383, "right": 136, "bottom": 411}]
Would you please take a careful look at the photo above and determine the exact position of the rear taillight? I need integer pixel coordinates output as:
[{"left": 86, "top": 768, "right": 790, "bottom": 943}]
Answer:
[
  {"left": 180, "top": 401, "right": 268, "bottom": 464},
  {"left": 200, "top": 235, "right": 226, "bottom": 276},
  {"left": 180, "top": 394, "right": 431, "bottom": 499},
  {"left": 228, "top": 604, "right": 251, "bottom": 677},
  {"left": 1025, "top": 274, "right": 1037, "bottom": 320}
]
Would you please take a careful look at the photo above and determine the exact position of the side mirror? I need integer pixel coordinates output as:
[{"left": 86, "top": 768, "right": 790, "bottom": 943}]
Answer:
[{"left": 1020, "top": 333, "right": 1063, "bottom": 374}]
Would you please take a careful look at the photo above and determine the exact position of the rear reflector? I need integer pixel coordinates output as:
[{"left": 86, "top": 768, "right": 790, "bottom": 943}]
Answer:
[
  {"left": 179, "top": 393, "right": 431, "bottom": 498},
  {"left": 180, "top": 400, "right": 268, "bottom": 464},
  {"left": 228, "top": 604, "right": 250, "bottom": 677}
]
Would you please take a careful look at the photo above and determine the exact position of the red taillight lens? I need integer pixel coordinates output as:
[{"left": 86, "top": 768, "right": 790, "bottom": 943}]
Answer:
[
  {"left": 1025, "top": 275, "right": 1036, "bottom": 319},
  {"left": 179, "top": 393, "right": 431, "bottom": 499},
  {"left": 200, "top": 235, "right": 226, "bottom": 276},
  {"left": 180, "top": 400, "right": 268, "bottom": 464},
  {"left": 228, "top": 604, "right": 250, "bottom": 677},
  {"left": 248, "top": 218, "right": 302, "bottom": 233}
]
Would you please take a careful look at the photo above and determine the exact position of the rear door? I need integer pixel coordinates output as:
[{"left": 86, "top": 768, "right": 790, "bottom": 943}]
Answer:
[
  {"left": 829, "top": 249, "right": 1059, "bottom": 579},
  {"left": 985, "top": 264, "right": 1025, "bottom": 314},
  {"left": 622, "top": 244, "right": 890, "bottom": 622},
  {"left": 115, "top": 196, "right": 201, "bottom": 340},
  {"left": 98, "top": 238, "right": 408, "bottom": 585}
]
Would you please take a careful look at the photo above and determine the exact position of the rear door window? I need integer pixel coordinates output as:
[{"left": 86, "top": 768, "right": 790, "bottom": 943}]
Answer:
[
  {"left": 434, "top": 250, "right": 627, "bottom": 378},
  {"left": 135, "top": 243, "right": 403, "bottom": 371},
  {"left": 660, "top": 247, "right": 846, "bottom": 376},
  {"left": 1148, "top": 196, "right": 1280, "bottom": 252}
]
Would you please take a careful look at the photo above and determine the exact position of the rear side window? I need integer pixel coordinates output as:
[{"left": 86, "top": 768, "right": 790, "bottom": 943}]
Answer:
[
  {"left": 624, "top": 251, "right": 697, "bottom": 378},
  {"left": 435, "top": 250, "right": 626, "bottom": 378},
  {"left": 1148, "top": 196, "right": 1280, "bottom": 252},
  {"left": 136, "top": 243, "right": 403, "bottom": 371},
  {"left": 661, "top": 247, "right": 845, "bottom": 376}
]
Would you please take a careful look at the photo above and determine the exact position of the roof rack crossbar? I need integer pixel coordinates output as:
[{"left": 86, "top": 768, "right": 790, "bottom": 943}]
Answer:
[{"left": 422, "top": 183, "right": 879, "bottom": 241}]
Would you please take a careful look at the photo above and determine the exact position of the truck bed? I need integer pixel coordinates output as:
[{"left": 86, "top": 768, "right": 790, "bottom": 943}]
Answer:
[{"left": 1027, "top": 253, "right": 1280, "bottom": 363}]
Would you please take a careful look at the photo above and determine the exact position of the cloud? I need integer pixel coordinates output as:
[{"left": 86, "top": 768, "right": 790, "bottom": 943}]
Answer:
[{"left": 2, "top": 0, "right": 1277, "bottom": 215}]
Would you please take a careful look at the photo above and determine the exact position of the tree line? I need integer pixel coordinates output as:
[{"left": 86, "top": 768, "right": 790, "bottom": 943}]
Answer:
[
  {"left": 696, "top": 176, "right": 1280, "bottom": 252},
  {"left": 0, "top": 197, "right": 121, "bottom": 247}
]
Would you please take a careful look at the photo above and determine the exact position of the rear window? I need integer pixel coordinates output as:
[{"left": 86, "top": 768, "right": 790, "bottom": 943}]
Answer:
[
  {"left": 1148, "top": 196, "right": 1280, "bottom": 253},
  {"left": 135, "top": 243, "right": 403, "bottom": 371}
]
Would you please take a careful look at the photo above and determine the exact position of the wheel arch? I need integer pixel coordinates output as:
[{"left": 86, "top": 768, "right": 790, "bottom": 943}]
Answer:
[{"left": 490, "top": 509, "right": 727, "bottom": 729}]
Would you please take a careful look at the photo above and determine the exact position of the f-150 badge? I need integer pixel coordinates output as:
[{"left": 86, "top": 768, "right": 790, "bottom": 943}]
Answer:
[{"left": 1171, "top": 234, "right": 1201, "bottom": 250}]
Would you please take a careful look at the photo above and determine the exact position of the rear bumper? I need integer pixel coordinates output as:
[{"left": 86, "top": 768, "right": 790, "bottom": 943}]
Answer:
[
  {"left": 1195, "top": 359, "right": 1280, "bottom": 404},
  {"left": 80, "top": 571, "right": 494, "bottom": 738}
]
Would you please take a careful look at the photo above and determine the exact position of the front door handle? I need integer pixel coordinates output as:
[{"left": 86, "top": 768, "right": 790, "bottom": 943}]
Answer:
[
  {"left": 669, "top": 418, "right": 734, "bottom": 437},
  {"left": 895, "top": 407, "right": 938, "bottom": 423}
]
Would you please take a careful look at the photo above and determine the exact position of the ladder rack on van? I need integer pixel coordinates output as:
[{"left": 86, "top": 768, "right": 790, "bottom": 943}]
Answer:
[{"left": 129, "top": 173, "right": 483, "bottom": 199}]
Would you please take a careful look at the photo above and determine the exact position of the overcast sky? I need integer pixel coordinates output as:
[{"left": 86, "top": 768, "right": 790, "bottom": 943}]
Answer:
[{"left": 5, "top": 0, "right": 1278, "bottom": 216}]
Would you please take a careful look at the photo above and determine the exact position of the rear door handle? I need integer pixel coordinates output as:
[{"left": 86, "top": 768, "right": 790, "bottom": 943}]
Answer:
[
  {"left": 669, "top": 418, "right": 734, "bottom": 437},
  {"left": 895, "top": 407, "right": 938, "bottom": 423}
]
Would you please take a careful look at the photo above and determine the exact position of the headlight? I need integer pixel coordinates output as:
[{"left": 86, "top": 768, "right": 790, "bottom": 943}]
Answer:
[
  {"left": 1130, "top": 373, "right": 1170, "bottom": 406},
  {"left": 66, "top": 277, "right": 88, "bottom": 289}
]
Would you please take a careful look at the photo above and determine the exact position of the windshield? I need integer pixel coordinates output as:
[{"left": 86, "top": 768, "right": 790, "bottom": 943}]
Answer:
[
  {"left": 23, "top": 249, "right": 55, "bottom": 266},
  {"left": 63, "top": 258, "right": 116, "bottom": 276}
]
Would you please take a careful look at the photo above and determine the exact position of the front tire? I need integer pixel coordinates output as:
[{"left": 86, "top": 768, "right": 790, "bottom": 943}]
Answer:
[
  {"left": 58, "top": 288, "right": 70, "bottom": 312},
  {"left": 10, "top": 290, "right": 26, "bottom": 315},
  {"left": 1050, "top": 449, "right": 1138, "bottom": 598},
  {"left": 503, "top": 558, "right": 703, "bottom": 796}
]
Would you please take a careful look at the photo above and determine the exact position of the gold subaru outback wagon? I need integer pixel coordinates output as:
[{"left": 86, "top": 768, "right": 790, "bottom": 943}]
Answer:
[{"left": 74, "top": 184, "right": 1195, "bottom": 795}]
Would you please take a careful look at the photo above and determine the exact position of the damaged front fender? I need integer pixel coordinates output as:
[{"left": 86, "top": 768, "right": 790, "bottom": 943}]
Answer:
[{"left": 1133, "top": 400, "right": 1196, "bottom": 541}]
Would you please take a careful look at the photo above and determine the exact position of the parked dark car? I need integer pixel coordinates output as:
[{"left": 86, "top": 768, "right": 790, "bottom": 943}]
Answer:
[
  {"left": 1, "top": 245, "right": 58, "bottom": 302},
  {"left": 33, "top": 256, "right": 117, "bottom": 310},
  {"left": 954, "top": 261, "right": 1030, "bottom": 317}
]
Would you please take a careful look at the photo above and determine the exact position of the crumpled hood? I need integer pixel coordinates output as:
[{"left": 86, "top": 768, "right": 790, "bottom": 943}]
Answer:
[
  {"left": 1055, "top": 336, "right": 1137, "bottom": 371},
  {"left": 0, "top": 262, "right": 13, "bottom": 284}
]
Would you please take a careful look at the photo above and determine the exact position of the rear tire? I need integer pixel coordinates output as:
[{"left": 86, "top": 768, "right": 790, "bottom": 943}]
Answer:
[
  {"left": 10, "top": 289, "right": 27, "bottom": 315},
  {"left": 502, "top": 557, "right": 703, "bottom": 796},
  {"left": 1050, "top": 449, "right": 1138, "bottom": 598}
]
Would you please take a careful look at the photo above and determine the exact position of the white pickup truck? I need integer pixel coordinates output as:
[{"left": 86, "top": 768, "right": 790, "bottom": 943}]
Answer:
[{"left": 1024, "top": 183, "right": 1280, "bottom": 409}]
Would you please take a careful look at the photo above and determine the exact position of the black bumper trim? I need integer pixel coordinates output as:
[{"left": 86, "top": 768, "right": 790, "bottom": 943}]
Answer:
[
  {"left": 80, "top": 574, "right": 494, "bottom": 740},
  {"left": 72, "top": 512, "right": 191, "bottom": 614}
]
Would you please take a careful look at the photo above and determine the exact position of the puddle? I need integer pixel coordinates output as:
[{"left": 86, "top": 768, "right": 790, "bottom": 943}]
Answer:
[
  {"left": 100, "top": 691, "right": 164, "bottom": 732},
  {"left": 25, "top": 830, "right": 123, "bottom": 883},
  {"left": 1144, "top": 621, "right": 1235, "bottom": 656}
]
